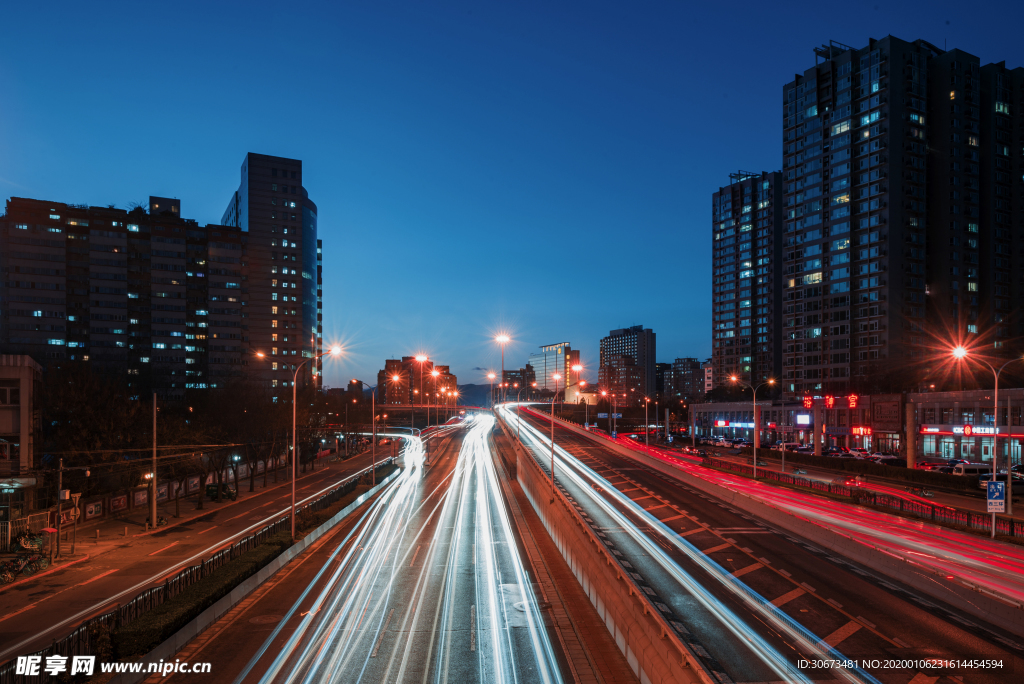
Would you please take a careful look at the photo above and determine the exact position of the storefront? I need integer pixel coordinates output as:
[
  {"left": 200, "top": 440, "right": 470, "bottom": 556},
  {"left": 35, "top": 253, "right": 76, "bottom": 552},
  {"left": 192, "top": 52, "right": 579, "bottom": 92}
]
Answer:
[{"left": 917, "top": 424, "right": 1020, "bottom": 464}]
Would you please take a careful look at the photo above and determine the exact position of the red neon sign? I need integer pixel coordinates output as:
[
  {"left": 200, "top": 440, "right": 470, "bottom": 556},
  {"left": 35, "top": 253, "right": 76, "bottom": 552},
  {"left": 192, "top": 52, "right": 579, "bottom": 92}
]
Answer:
[
  {"left": 802, "top": 396, "right": 814, "bottom": 409},
  {"left": 963, "top": 424, "right": 973, "bottom": 437},
  {"left": 825, "top": 395, "right": 835, "bottom": 409},
  {"left": 847, "top": 394, "right": 859, "bottom": 409},
  {"left": 851, "top": 426, "right": 872, "bottom": 436}
]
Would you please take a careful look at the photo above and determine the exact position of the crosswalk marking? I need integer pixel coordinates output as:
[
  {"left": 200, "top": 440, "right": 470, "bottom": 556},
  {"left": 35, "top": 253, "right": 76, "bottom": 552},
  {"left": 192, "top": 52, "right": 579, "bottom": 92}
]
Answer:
[
  {"left": 771, "top": 587, "right": 805, "bottom": 607},
  {"left": 732, "top": 562, "right": 763, "bottom": 578},
  {"left": 819, "top": 620, "right": 861, "bottom": 648}
]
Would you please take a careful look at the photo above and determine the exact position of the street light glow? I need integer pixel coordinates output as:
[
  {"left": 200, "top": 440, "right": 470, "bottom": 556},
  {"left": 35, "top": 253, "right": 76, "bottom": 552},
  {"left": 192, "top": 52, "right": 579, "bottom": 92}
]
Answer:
[
  {"left": 487, "top": 372, "right": 496, "bottom": 380},
  {"left": 552, "top": 373, "right": 561, "bottom": 380},
  {"left": 415, "top": 354, "right": 428, "bottom": 362},
  {"left": 952, "top": 346, "right": 968, "bottom": 359},
  {"left": 571, "top": 364, "right": 583, "bottom": 372},
  {"left": 256, "top": 352, "right": 265, "bottom": 358},
  {"left": 495, "top": 334, "right": 510, "bottom": 344},
  {"left": 392, "top": 374, "right": 400, "bottom": 382},
  {"left": 431, "top": 369, "right": 440, "bottom": 377},
  {"left": 329, "top": 346, "right": 342, "bottom": 355}
]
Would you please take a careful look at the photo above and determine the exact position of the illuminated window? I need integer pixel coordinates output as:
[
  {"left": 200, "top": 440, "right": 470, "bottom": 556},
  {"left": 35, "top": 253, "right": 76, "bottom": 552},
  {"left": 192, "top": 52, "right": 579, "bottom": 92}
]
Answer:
[
  {"left": 272, "top": 362, "right": 278, "bottom": 370},
  {"left": 272, "top": 320, "right": 278, "bottom": 328},
  {"left": 272, "top": 279, "right": 278, "bottom": 287},
  {"left": 950, "top": 90, "right": 956, "bottom": 100},
  {"left": 272, "top": 334, "right": 278, "bottom": 342},
  {"left": 272, "top": 306, "right": 278, "bottom": 315},
  {"left": 272, "top": 347, "right": 278, "bottom": 355},
  {"left": 968, "top": 282, "right": 978, "bottom": 292},
  {"left": 967, "top": 325, "right": 978, "bottom": 334}
]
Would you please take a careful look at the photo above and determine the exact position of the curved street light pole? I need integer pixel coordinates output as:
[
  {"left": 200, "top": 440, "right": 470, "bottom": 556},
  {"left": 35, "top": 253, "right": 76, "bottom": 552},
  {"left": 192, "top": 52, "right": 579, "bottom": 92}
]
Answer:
[
  {"left": 550, "top": 373, "right": 561, "bottom": 502},
  {"left": 290, "top": 347, "right": 340, "bottom": 541},
  {"left": 730, "top": 376, "right": 775, "bottom": 479}
]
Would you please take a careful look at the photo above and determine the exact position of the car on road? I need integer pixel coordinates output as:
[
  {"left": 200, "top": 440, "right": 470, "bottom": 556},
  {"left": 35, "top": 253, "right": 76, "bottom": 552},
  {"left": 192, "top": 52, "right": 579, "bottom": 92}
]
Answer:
[
  {"left": 848, "top": 447, "right": 870, "bottom": 458},
  {"left": 206, "top": 483, "right": 237, "bottom": 501}
]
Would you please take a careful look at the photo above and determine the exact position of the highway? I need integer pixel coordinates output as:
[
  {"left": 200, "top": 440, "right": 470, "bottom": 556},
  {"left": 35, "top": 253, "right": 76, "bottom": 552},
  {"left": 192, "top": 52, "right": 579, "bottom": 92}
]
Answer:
[
  {"left": 207, "top": 415, "right": 565, "bottom": 684},
  {"left": 504, "top": 404, "right": 1023, "bottom": 684}
]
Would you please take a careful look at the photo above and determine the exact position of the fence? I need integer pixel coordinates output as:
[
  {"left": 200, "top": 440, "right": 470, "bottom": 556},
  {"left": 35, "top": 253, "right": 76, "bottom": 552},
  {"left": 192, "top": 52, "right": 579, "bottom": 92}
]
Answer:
[
  {"left": 0, "top": 457, "right": 394, "bottom": 684},
  {"left": 703, "top": 455, "right": 1024, "bottom": 539}
]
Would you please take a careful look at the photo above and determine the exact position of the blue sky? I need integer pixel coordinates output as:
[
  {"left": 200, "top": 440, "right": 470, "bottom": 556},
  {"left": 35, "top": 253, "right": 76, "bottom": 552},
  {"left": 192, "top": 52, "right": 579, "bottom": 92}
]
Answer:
[{"left": 3, "top": 1, "right": 1023, "bottom": 387}]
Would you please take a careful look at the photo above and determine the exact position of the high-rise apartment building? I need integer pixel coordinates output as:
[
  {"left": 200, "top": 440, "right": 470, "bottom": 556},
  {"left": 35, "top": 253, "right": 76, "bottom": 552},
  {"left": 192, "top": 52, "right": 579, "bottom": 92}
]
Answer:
[
  {"left": 780, "top": 38, "right": 1023, "bottom": 394},
  {"left": 376, "top": 357, "right": 457, "bottom": 404},
  {"left": 222, "top": 153, "right": 320, "bottom": 400},
  {"left": 1, "top": 197, "right": 245, "bottom": 399},
  {"left": 665, "top": 357, "right": 705, "bottom": 402},
  {"left": 598, "top": 326, "right": 656, "bottom": 397},
  {"left": 712, "top": 171, "right": 783, "bottom": 387}
]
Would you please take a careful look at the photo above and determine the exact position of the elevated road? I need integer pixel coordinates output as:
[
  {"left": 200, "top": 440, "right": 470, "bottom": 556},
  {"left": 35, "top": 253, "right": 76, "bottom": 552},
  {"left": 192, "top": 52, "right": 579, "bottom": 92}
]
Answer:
[{"left": 506, "top": 404, "right": 1023, "bottom": 684}]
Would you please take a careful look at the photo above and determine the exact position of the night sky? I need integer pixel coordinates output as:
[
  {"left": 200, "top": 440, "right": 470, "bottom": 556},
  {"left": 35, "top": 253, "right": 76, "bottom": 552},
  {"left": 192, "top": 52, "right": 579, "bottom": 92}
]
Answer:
[{"left": 3, "top": 1, "right": 1023, "bottom": 388}]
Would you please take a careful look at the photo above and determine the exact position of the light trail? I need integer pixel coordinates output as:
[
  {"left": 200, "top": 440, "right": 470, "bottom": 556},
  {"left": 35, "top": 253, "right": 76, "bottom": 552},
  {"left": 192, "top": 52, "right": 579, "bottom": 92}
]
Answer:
[
  {"left": 580, "top": 417, "right": 1024, "bottom": 607},
  {"left": 241, "top": 415, "right": 562, "bottom": 684},
  {"left": 503, "top": 404, "right": 881, "bottom": 684}
]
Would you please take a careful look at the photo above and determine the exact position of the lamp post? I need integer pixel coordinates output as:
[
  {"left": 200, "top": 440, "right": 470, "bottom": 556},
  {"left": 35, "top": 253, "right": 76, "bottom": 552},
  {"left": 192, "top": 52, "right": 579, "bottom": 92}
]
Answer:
[
  {"left": 550, "top": 373, "right": 561, "bottom": 502},
  {"left": 487, "top": 372, "right": 497, "bottom": 407},
  {"left": 495, "top": 334, "right": 510, "bottom": 402},
  {"left": 287, "top": 345, "right": 341, "bottom": 540},
  {"left": 430, "top": 369, "right": 440, "bottom": 427},
  {"left": 952, "top": 346, "right": 1023, "bottom": 527},
  {"left": 729, "top": 375, "right": 775, "bottom": 479}
]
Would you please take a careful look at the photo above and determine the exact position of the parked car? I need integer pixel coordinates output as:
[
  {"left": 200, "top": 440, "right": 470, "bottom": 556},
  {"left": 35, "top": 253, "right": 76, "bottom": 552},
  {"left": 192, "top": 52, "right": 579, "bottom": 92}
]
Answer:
[
  {"left": 954, "top": 462, "right": 992, "bottom": 476},
  {"left": 206, "top": 483, "right": 238, "bottom": 501},
  {"left": 848, "top": 447, "right": 869, "bottom": 457},
  {"left": 777, "top": 442, "right": 802, "bottom": 452}
]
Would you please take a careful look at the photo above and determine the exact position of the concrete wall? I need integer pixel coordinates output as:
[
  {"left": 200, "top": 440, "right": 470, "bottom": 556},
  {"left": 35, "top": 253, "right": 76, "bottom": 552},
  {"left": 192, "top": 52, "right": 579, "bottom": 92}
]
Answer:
[{"left": 496, "top": 414, "right": 710, "bottom": 684}]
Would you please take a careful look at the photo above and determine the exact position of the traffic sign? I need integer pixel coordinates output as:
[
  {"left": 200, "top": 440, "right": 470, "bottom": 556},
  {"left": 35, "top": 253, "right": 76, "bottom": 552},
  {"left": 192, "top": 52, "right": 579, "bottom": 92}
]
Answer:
[
  {"left": 611, "top": 431, "right": 617, "bottom": 438},
  {"left": 612, "top": 413, "right": 623, "bottom": 419},
  {"left": 987, "top": 480, "right": 1006, "bottom": 513},
  {"left": 597, "top": 412, "right": 608, "bottom": 418}
]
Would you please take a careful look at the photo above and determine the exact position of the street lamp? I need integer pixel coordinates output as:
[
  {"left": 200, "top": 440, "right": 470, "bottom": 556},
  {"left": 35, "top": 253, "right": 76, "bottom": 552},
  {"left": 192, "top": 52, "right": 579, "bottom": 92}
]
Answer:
[
  {"left": 487, "top": 372, "right": 497, "bottom": 407},
  {"left": 284, "top": 345, "right": 341, "bottom": 541},
  {"left": 729, "top": 375, "right": 775, "bottom": 478},
  {"left": 430, "top": 369, "right": 440, "bottom": 427},
  {"left": 550, "top": 373, "right": 561, "bottom": 502},
  {"left": 495, "top": 334, "right": 510, "bottom": 402},
  {"left": 952, "top": 346, "right": 1023, "bottom": 527},
  {"left": 414, "top": 354, "right": 428, "bottom": 415}
]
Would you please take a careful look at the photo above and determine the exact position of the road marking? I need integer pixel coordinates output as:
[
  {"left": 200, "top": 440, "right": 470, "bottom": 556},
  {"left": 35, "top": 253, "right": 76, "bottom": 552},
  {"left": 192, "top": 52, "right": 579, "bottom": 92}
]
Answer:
[
  {"left": 371, "top": 608, "right": 394, "bottom": 657},
  {"left": 148, "top": 541, "right": 179, "bottom": 556},
  {"left": 618, "top": 487, "right": 640, "bottom": 493},
  {"left": 645, "top": 503, "right": 669, "bottom": 512},
  {"left": 701, "top": 543, "right": 731, "bottom": 554},
  {"left": 78, "top": 568, "right": 119, "bottom": 586},
  {"left": 771, "top": 588, "right": 805, "bottom": 607},
  {"left": 199, "top": 526, "right": 218, "bottom": 534},
  {"left": 679, "top": 528, "right": 704, "bottom": 537},
  {"left": 409, "top": 545, "right": 421, "bottom": 568},
  {"left": 732, "top": 563, "right": 763, "bottom": 578},
  {"left": 470, "top": 604, "right": 477, "bottom": 651},
  {"left": 660, "top": 513, "right": 686, "bottom": 522},
  {"left": 820, "top": 620, "right": 861, "bottom": 647},
  {"left": 630, "top": 495, "right": 655, "bottom": 503}
]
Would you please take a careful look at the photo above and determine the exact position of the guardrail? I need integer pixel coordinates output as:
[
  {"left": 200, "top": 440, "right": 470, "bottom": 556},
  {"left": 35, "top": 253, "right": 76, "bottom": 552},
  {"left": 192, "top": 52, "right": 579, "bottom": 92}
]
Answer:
[
  {"left": 703, "top": 455, "right": 1024, "bottom": 538},
  {"left": 0, "top": 457, "right": 394, "bottom": 684}
]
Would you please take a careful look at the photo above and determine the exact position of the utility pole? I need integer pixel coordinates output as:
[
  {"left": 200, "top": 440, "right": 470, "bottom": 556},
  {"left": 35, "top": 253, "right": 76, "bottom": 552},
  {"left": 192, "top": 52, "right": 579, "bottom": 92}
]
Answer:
[
  {"left": 71, "top": 493, "right": 81, "bottom": 555},
  {"left": 151, "top": 393, "right": 158, "bottom": 528},
  {"left": 55, "top": 457, "right": 63, "bottom": 559}
]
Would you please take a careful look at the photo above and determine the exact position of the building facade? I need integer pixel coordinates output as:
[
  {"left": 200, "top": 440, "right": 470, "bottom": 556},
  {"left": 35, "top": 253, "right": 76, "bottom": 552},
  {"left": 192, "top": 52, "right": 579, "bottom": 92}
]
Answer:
[
  {"left": 599, "top": 326, "right": 656, "bottom": 397},
  {"left": 779, "top": 38, "right": 1023, "bottom": 396},
  {"left": 376, "top": 357, "right": 457, "bottom": 405},
  {"left": 528, "top": 343, "right": 573, "bottom": 391},
  {"left": 665, "top": 357, "right": 705, "bottom": 402},
  {"left": 712, "top": 171, "right": 783, "bottom": 388},
  {"left": 1, "top": 197, "right": 245, "bottom": 399},
  {"left": 221, "top": 153, "right": 321, "bottom": 401}
]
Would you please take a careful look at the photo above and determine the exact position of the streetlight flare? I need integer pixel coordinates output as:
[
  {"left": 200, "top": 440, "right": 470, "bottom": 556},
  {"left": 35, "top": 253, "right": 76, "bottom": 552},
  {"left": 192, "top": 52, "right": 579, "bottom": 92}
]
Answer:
[
  {"left": 415, "top": 354, "right": 428, "bottom": 362},
  {"left": 329, "top": 345, "right": 342, "bottom": 355},
  {"left": 552, "top": 373, "right": 561, "bottom": 380},
  {"left": 495, "top": 334, "right": 510, "bottom": 344},
  {"left": 571, "top": 364, "right": 583, "bottom": 372},
  {"left": 256, "top": 352, "right": 265, "bottom": 358},
  {"left": 392, "top": 374, "right": 400, "bottom": 382},
  {"left": 952, "top": 346, "right": 968, "bottom": 359},
  {"left": 487, "top": 372, "right": 496, "bottom": 380}
]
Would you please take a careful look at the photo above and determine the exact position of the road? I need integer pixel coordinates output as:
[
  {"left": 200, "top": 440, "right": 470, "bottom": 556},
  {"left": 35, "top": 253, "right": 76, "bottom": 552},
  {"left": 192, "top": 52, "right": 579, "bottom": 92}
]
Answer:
[
  {"left": 506, "top": 404, "right": 1024, "bottom": 684},
  {"left": 0, "top": 452, "right": 386, "bottom": 662},
  {"left": 190, "top": 415, "right": 565, "bottom": 684}
]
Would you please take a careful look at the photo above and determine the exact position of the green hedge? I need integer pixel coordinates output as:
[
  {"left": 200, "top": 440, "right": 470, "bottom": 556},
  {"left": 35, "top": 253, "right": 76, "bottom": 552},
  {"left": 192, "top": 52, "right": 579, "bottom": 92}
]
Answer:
[
  {"left": 113, "top": 531, "right": 292, "bottom": 657},
  {"left": 733, "top": 448, "right": 980, "bottom": 492},
  {"left": 295, "top": 484, "right": 370, "bottom": 538}
]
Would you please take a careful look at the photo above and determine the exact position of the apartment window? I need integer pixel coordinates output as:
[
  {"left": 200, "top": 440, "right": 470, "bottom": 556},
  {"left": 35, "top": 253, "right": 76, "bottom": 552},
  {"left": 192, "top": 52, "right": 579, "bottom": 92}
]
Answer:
[
  {"left": 272, "top": 362, "right": 278, "bottom": 370},
  {"left": 272, "top": 347, "right": 278, "bottom": 355},
  {"left": 271, "top": 320, "right": 278, "bottom": 328}
]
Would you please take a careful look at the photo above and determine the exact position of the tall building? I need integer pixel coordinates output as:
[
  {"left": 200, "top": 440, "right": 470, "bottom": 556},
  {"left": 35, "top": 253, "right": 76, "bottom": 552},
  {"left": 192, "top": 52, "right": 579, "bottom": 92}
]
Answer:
[
  {"left": 222, "top": 153, "right": 320, "bottom": 400},
  {"left": 666, "top": 357, "right": 704, "bottom": 402},
  {"left": 1, "top": 197, "right": 245, "bottom": 399},
  {"left": 528, "top": 343, "right": 574, "bottom": 391},
  {"left": 779, "top": 37, "right": 1023, "bottom": 394},
  {"left": 655, "top": 362, "right": 671, "bottom": 400},
  {"left": 712, "top": 171, "right": 783, "bottom": 388},
  {"left": 599, "top": 326, "right": 656, "bottom": 397},
  {"left": 702, "top": 358, "right": 714, "bottom": 394}
]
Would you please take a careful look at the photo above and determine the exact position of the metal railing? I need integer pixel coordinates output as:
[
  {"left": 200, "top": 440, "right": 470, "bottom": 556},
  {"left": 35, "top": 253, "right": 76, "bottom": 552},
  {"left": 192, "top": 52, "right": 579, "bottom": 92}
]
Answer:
[
  {"left": 0, "top": 457, "right": 394, "bottom": 683},
  {"left": 703, "top": 455, "right": 1024, "bottom": 539}
]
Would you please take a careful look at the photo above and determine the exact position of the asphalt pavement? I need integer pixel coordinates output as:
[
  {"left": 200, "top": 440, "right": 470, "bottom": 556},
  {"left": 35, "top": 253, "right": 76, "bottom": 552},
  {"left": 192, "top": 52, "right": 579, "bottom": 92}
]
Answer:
[{"left": 510, "top": 406, "right": 1023, "bottom": 684}]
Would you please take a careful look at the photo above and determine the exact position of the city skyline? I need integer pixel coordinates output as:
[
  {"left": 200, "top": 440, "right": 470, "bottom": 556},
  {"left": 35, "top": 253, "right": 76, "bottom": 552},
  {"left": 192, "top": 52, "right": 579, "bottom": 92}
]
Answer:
[{"left": 3, "top": 2, "right": 1024, "bottom": 388}]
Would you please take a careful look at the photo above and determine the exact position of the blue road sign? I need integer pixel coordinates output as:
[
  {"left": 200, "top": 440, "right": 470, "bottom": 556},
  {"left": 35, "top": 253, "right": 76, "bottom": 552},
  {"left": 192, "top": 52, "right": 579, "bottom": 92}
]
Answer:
[
  {"left": 597, "top": 413, "right": 608, "bottom": 419},
  {"left": 987, "top": 480, "right": 1006, "bottom": 513},
  {"left": 611, "top": 431, "right": 617, "bottom": 438},
  {"left": 612, "top": 413, "right": 623, "bottom": 418}
]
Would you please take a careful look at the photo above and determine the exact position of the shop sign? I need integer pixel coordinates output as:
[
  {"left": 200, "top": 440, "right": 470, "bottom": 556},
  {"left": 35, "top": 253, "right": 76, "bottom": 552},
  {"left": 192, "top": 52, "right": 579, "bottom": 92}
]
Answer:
[
  {"left": 851, "top": 426, "right": 872, "bottom": 436},
  {"left": 871, "top": 395, "right": 903, "bottom": 432},
  {"left": 715, "top": 420, "right": 729, "bottom": 427}
]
